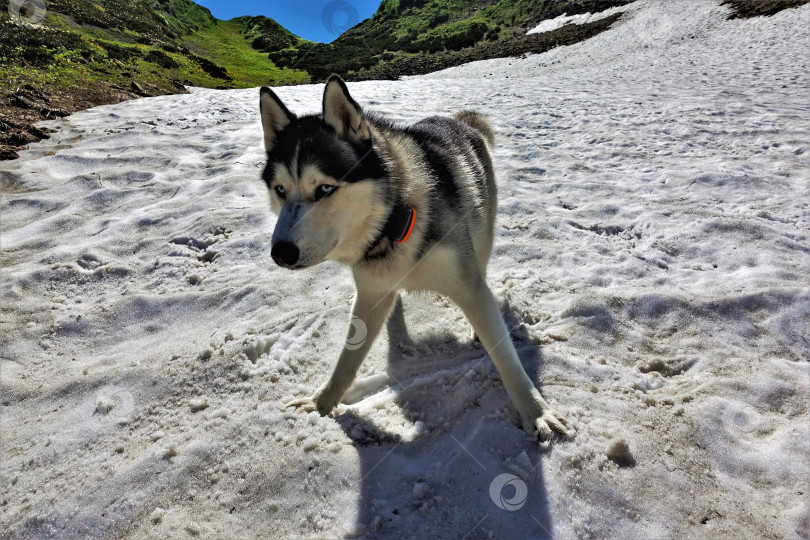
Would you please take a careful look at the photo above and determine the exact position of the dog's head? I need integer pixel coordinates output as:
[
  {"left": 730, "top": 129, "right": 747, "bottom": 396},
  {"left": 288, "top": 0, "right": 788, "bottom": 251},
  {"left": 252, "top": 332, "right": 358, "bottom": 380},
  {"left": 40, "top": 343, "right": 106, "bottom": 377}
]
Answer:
[{"left": 259, "top": 75, "right": 389, "bottom": 269}]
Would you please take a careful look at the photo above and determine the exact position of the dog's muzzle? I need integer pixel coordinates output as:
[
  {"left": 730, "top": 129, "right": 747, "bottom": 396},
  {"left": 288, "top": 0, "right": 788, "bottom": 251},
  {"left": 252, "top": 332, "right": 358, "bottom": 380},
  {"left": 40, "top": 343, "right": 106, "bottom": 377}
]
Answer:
[{"left": 271, "top": 241, "right": 299, "bottom": 268}]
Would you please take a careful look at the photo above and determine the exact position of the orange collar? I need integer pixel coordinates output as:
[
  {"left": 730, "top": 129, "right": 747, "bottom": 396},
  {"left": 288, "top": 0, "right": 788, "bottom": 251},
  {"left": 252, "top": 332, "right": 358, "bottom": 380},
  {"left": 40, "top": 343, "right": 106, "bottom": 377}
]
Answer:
[
  {"left": 363, "top": 204, "right": 416, "bottom": 260},
  {"left": 392, "top": 205, "right": 416, "bottom": 243}
]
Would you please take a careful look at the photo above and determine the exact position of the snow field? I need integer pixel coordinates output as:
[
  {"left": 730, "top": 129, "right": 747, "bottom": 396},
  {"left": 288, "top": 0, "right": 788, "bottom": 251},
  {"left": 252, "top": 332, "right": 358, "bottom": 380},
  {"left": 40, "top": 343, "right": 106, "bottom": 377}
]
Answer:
[{"left": 1, "top": 1, "right": 808, "bottom": 538}]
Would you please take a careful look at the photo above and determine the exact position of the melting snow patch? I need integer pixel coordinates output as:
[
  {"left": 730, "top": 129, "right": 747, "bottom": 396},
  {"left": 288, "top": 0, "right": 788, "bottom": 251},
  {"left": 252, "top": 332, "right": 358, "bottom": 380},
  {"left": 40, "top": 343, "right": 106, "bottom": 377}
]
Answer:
[{"left": 527, "top": 5, "right": 629, "bottom": 34}]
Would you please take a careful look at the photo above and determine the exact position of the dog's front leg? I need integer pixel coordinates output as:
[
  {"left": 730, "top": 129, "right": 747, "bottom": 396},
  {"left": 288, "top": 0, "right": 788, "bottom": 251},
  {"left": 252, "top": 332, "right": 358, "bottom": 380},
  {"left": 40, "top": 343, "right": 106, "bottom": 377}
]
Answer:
[
  {"left": 286, "top": 288, "right": 397, "bottom": 416},
  {"left": 451, "top": 279, "right": 569, "bottom": 443}
]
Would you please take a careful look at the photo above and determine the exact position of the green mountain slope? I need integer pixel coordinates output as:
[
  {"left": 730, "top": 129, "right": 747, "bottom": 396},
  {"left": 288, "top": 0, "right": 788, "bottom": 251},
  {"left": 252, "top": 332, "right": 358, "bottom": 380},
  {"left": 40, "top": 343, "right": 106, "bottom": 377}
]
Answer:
[
  {"left": 1, "top": 0, "right": 308, "bottom": 90},
  {"left": 0, "top": 0, "right": 309, "bottom": 158}
]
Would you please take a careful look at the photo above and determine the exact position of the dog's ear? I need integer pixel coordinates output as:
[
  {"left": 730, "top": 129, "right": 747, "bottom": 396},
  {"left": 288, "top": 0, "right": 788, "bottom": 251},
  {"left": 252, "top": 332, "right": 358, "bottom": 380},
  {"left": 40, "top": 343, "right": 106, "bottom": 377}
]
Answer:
[
  {"left": 260, "top": 86, "right": 295, "bottom": 152},
  {"left": 322, "top": 75, "right": 371, "bottom": 145}
]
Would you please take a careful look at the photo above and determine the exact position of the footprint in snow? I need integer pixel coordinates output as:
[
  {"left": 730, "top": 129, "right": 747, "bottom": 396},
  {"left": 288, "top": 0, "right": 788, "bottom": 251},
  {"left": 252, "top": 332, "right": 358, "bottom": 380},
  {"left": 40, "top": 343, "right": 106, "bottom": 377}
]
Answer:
[{"left": 77, "top": 253, "right": 104, "bottom": 271}]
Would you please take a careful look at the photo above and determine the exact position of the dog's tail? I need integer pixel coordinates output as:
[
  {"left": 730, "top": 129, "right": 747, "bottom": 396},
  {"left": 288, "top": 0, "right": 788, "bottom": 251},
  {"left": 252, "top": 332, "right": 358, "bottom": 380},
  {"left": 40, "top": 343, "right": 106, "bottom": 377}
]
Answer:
[{"left": 454, "top": 110, "right": 495, "bottom": 146}]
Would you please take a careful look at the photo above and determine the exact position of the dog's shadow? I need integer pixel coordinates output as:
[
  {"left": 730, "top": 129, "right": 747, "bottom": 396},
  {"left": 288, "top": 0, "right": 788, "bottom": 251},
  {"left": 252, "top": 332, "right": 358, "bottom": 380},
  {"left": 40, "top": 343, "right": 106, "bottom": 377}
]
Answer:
[{"left": 333, "top": 297, "right": 556, "bottom": 539}]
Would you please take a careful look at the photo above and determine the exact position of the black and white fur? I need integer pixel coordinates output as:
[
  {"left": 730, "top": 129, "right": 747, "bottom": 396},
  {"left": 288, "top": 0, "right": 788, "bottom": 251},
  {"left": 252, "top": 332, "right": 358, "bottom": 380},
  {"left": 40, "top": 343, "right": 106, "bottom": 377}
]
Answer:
[{"left": 259, "top": 75, "right": 568, "bottom": 443}]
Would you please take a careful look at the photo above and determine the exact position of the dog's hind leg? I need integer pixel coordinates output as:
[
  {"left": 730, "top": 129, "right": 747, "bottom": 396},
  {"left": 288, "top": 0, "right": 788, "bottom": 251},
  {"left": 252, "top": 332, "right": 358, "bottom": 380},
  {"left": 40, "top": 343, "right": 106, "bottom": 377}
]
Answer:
[
  {"left": 386, "top": 294, "right": 412, "bottom": 346},
  {"left": 471, "top": 228, "right": 495, "bottom": 342},
  {"left": 286, "top": 288, "right": 397, "bottom": 416},
  {"left": 473, "top": 227, "right": 494, "bottom": 283},
  {"left": 447, "top": 273, "right": 569, "bottom": 443}
]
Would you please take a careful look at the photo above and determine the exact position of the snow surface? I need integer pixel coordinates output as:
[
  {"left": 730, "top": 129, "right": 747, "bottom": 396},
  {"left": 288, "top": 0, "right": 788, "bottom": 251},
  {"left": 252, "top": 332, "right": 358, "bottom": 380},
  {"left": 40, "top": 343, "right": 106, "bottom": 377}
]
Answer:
[
  {"left": 1, "top": 0, "right": 809, "bottom": 538},
  {"left": 526, "top": 6, "right": 628, "bottom": 35}
]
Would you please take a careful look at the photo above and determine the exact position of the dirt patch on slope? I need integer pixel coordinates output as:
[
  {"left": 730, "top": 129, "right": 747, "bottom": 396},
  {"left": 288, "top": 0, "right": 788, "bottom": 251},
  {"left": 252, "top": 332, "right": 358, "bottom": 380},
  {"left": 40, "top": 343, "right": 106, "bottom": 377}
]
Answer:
[
  {"left": 1, "top": 79, "right": 186, "bottom": 161},
  {"left": 721, "top": 0, "right": 809, "bottom": 18}
]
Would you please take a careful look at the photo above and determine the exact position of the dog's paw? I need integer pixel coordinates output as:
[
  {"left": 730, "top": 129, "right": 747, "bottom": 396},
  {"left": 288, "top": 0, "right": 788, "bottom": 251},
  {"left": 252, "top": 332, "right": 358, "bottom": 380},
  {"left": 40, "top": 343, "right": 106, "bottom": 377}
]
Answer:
[
  {"left": 518, "top": 394, "right": 570, "bottom": 444},
  {"left": 532, "top": 409, "right": 570, "bottom": 443},
  {"left": 285, "top": 396, "right": 319, "bottom": 413},
  {"left": 284, "top": 393, "right": 337, "bottom": 416}
]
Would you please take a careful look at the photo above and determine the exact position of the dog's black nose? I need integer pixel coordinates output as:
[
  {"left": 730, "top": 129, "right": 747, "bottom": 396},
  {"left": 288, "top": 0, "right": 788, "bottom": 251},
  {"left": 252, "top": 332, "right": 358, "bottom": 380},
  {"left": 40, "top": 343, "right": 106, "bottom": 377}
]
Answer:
[{"left": 271, "top": 241, "right": 299, "bottom": 267}]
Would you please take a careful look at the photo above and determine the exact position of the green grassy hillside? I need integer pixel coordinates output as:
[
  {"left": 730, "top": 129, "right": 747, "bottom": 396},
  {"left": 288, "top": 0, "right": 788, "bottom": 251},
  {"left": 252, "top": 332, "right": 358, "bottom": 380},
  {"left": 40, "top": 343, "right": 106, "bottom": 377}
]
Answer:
[
  {"left": 1, "top": 0, "right": 308, "bottom": 90},
  {"left": 0, "top": 0, "right": 310, "bottom": 158}
]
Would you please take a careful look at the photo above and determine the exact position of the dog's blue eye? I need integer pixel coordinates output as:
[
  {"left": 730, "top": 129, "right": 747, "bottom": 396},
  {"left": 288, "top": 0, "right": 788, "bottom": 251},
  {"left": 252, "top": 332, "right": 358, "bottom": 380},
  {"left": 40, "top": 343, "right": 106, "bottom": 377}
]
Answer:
[
  {"left": 315, "top": 184, "right": 337, "bottom": 200},
  {"left": 275, "top": 185, "right": 286, "bottom": 199}
]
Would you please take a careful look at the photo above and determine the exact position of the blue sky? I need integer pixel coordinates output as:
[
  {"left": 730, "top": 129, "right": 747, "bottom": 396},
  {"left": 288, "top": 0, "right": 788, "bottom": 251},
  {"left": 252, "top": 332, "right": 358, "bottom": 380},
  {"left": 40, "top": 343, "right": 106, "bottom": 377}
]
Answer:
[{"left": 195, "top": 1, "right": 382, "bottom": 43}]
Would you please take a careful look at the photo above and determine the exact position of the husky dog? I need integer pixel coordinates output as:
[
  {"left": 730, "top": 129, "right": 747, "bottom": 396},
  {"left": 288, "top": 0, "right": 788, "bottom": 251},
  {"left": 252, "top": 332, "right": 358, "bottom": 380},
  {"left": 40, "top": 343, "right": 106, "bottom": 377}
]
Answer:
[{"left": 259, "top": 75, "right": 568, "bottom": 443}]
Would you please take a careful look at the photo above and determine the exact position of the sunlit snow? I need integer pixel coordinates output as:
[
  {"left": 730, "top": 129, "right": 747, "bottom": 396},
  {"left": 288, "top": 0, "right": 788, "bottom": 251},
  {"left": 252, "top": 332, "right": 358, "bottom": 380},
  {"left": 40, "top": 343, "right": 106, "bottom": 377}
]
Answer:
[{"left": 1, "top": 1, "right": 808, "bottom": 538}]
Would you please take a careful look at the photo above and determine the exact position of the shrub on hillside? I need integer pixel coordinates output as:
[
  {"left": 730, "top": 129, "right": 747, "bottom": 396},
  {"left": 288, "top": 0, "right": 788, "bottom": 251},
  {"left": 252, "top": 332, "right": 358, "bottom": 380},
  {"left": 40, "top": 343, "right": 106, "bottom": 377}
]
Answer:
[
  {"left": 143, "top": 48, "right": 178, "bottom": 69},
  {"left": 102, "top": 42, "right": 142, "bottom": 62},
  {"left": 406, "top": 20, "right": 488, "bottom": 52},
  {"left": 186, "top": 53, "right": 231, "bottom": 80},
  {"left": 251, "top": 34, "right": 290, "bottom": 52},
  {"left": 0, "top": 19, "right": 88, "bottom": 66}
]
